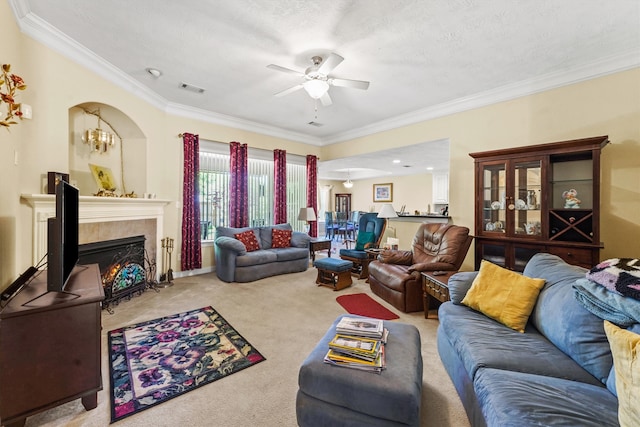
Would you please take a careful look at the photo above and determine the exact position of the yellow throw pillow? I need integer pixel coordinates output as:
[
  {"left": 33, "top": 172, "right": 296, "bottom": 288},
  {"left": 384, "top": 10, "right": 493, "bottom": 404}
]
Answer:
[
  {"left": 604, "top": 321, "right": 640, "bottom": 427},
  {"left": 461, "top": 260, "right": 545, "bottom": 333}
]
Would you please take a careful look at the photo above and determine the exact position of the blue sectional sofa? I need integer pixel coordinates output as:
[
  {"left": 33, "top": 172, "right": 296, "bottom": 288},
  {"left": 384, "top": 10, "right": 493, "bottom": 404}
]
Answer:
[
  {"left": 214, "top": 223, "right": 310, "bottom": 282},
  {"left": 438, "top": 253, "right": 629, "bottom": 427}
]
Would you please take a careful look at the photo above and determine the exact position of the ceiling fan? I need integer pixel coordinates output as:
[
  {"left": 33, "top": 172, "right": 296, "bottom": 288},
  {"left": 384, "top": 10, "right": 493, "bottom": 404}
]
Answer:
[{"left": 267, "top": 53, "right": 370, "bottom": 106}]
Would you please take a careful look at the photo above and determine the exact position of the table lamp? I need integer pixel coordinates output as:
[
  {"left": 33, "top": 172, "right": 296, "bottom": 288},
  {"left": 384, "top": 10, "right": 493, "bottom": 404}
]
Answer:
[
  {"left": 377, "top": 203, "right": 398, "bottom": 238},
  {"left": 298, "top": 207, "right": 317, "bottom": 235}
]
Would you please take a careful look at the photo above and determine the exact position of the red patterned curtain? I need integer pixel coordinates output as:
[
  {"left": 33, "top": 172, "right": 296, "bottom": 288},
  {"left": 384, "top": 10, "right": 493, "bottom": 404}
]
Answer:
[
  {"left": 229, "top": 141, "right": 248, "bottom": 228},
  {"left": 306, "top": 155, "right": 319, "bottom": 237},
  {"left": 180, "top": 133, "right": 202, "bottom": 271},
  {"left": 274, "top": 149, "right": 287, "bottom": 224}
]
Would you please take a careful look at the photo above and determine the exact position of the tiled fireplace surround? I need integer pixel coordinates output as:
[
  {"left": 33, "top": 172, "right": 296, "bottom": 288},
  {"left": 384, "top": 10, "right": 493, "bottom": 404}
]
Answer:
[{"left": 21, "top": 194, "right": 170, "bottom": 281}]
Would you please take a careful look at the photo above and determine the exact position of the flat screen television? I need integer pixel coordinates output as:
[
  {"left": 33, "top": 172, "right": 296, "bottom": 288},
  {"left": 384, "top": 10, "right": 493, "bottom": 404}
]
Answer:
[{"left": 47, "top": 180, "right": 79, "bottom": 292}]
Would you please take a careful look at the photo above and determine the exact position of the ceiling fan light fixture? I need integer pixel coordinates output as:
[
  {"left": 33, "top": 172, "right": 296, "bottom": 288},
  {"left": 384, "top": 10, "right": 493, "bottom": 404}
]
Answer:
[{"left": 303, "top": 79, "right": 329, "bottom": 99}]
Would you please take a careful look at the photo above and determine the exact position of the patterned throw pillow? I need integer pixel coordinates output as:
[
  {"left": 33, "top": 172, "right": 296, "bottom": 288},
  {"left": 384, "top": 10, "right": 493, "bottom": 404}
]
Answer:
[
  {"left": 234, "top": 230, "right": 260, "bottom": 252},
  {"left": 271, "top": 229, "right": 292, "bottom": 248}
]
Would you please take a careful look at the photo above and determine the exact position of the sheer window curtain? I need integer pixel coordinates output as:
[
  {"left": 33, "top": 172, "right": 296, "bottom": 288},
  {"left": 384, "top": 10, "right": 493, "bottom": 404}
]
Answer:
[
  {"left": 181, "top": 133, "right": 202, "bottom": 270},
  {"left": 306, "top": 155, "right": 318, "bottom": 237},
  {"left": 229, "top": 141, "right": 249, "bottom": 228},
  {"left": 274, "top": 149, "right": 287, "bottom": 224}
]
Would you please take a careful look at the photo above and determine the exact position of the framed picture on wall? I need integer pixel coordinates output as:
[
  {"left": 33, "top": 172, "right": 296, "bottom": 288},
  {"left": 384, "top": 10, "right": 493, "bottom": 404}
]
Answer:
[{"left": 373, "top": 183, "right": 393, "bottom": 202}]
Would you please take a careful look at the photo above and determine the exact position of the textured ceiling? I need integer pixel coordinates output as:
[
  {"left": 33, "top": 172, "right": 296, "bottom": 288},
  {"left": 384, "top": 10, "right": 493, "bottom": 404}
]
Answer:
[{"left": 9, "top": 0, "right": 640, "bottom": 179}]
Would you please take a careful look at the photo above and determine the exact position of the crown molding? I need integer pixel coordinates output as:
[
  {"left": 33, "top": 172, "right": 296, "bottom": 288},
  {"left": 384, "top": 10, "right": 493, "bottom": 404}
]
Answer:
[
  {"left": 164, "top": 103, "right": 323, "bottom": 145},
  {"left": 10, "top": 2, "right": 323, "bottom": 146},
  {"left": 321, "top": 51, "right": 640, "bottom": 145},
  {"left": 11, "top": 0, "right": 640, "bottom": 147}
]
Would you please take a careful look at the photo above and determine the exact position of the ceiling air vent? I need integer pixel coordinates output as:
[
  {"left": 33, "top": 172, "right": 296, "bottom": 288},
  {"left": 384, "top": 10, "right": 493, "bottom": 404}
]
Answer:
[
  {"left": 308, "top": 121, "right": 323, "bottom": 127},
  {"left": 179, "top": 82, "right": 206, "bottom": 94}
]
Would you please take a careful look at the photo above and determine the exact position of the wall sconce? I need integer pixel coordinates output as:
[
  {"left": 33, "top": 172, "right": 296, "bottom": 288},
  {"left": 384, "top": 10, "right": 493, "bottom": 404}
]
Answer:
[{"left": 82, "top": 109, "right": 118, "bottom": 153}]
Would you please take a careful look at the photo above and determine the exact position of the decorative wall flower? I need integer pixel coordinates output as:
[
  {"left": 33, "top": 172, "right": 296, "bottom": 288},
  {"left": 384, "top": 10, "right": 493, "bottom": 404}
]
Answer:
[{"left": 1, "top": 64, "right": 28, "bottom": 129}]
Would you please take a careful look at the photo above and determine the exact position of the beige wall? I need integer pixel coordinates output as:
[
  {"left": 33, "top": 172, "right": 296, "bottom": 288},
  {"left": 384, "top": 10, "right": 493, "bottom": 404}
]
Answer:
[
  {"left": 319, "top": 174, "right": 437, "bottom": 250},
  {"left": 0, "top": 1, "right": 24, "bottom": 288},
  {"left": 320, "top": 173, "right": 433, "bottom": 214},
  {"left": 2, "top": 2, "right": 639, "bottom": 289},
  {"left": 322, "top": 69, "right": 640, "bottom": 269}
]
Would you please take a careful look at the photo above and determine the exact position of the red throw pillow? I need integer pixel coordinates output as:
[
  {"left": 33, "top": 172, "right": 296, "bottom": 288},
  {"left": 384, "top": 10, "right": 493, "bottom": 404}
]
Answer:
[
  {"left": 271, "top": 229, "right": 292, "bottom": 248},
  {"left": 234, "top": 230, "right": 260, "bottom": 252}
]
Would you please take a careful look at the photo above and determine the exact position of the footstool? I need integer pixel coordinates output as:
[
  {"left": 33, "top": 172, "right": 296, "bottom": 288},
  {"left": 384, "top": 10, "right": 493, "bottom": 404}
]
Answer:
[
  {"left": 296, "top": 314, "right": 423, "bottom": 427},
  {"left": 314, "top": 258, "right": 353, "bottom": 291}
]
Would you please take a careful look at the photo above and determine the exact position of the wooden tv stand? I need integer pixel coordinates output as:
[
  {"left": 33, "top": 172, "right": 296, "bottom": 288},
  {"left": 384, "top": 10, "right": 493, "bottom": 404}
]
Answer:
[{"left": 0, "top": 264, "right": 104, "bottom": 427}]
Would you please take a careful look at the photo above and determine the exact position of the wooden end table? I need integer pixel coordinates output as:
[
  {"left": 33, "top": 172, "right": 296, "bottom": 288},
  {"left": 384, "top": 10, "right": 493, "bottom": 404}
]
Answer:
[
  {"left": 362, "top": 248, "right": 384, "bottom": 281},
  {"left": 421, "top": 271, "right": 457, "bottom": 319},
  {"left": 309, "top": 238, "right": 332, "bottom": 262}
]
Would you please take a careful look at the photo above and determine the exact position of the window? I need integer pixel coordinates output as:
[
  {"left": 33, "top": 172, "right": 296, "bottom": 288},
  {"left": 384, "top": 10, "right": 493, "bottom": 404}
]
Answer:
[{"left": 199, "top": 142, "right": 307, "bottom": 240}]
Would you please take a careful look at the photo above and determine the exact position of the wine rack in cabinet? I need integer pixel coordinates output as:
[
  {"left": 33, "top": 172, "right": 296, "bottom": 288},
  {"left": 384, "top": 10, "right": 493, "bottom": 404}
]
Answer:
[{"left": 470, "top": 136, "right": 608, "bottom": 271}]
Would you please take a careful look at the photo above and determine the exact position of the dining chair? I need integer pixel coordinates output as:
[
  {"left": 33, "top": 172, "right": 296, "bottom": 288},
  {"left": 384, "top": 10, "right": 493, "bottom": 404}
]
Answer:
[
  {"left": 335, "top": 211, "right": 350, "bottom": 240},
  {"left": 324, "top": 211, "right": 338, "bottom": 239}
]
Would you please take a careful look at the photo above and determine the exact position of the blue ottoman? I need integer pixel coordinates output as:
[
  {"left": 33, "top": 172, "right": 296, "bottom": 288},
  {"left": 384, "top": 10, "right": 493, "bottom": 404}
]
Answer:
[
  {"left": 314, "top": 258, "right": 353, "bottom": 291},
  {"left": 296, "top": 314, "right": 423, "bottom": 427}
]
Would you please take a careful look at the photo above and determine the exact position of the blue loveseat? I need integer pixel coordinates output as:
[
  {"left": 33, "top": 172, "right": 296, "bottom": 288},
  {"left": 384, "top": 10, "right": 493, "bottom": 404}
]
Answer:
[
  {"left": 438, "top": 253, "right": 632, "bottom": 427},
  {"left": 214, "top": 223, "right": 310, "bottom": 282}
]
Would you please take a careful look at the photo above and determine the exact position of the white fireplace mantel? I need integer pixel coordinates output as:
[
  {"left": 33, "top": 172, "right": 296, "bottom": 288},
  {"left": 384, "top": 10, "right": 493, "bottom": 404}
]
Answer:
[{"left": 21, "top": 194, "right": 171, "bottom": 265}]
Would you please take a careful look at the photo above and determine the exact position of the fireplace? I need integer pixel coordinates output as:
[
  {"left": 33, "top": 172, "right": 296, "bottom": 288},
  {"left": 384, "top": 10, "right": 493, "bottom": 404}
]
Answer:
[{"left": 78, "top": 235, "right": 149, "bottom": 312}]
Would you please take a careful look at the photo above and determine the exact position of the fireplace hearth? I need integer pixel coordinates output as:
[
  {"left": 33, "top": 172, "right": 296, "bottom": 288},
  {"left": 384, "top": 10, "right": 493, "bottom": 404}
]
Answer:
[{"left": 78, "top": 235, "right": 150, "bottom": 312}]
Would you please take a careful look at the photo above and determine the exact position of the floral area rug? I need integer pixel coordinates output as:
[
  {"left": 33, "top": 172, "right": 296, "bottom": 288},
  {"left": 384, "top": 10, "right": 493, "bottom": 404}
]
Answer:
[{"left": 108, "top": 306, "right": 265, "bottom": 422}]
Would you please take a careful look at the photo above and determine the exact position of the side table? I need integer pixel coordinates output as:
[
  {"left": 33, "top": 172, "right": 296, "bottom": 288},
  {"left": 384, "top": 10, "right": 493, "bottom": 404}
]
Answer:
[
  {"left": 363, "top": 248, "right": 384, "bottom": 281},
  {"left": 421, "top": 271, "right": 458, "bottom": 319},
  {"left": 309, "top": 238, "right": 332, "bottom": 262}
]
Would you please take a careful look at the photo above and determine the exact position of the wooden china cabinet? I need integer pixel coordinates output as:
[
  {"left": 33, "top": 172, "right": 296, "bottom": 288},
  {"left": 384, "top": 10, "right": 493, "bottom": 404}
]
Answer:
[
  {"left": 335, "top": 193, "right": 351, "bottom": 216},
  {"left": 470, "top": 135, "right": 608, "bottom": 272}
]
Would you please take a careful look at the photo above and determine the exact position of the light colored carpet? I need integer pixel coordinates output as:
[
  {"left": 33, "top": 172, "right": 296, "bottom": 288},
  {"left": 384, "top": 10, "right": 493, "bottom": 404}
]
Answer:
[{"left": 24, "top": 264, "right": 470, "bottom": 427}]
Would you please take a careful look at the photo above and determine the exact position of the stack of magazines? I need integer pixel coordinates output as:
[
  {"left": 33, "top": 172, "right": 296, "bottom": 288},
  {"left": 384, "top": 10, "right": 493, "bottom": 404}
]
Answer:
[{"left": 324, "top": 317, "right": 389, "bottom": 373}]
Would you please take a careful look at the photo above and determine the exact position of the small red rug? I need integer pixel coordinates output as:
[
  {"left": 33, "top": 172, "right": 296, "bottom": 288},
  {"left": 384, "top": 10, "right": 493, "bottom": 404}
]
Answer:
[{"left": 336, "top": 293, "right": 400, "bottom": 320}]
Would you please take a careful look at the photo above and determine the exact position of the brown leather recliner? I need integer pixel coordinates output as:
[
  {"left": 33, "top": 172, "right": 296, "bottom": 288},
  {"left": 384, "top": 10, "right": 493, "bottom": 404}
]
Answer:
[{"left": 368, "top": 223, "right": 472, "bottom": 313}]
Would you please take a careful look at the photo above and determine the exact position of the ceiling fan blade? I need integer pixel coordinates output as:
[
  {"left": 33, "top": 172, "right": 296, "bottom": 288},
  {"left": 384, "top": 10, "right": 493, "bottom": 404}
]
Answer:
[
  {"left": 330, "top": 78, "right": 370, "bottom": 90},
  {"left": 267, "top": 64, "right": 304, "bottom": 76},
  {"left": 317, "top": 53, "right": 344, "bottom": 75},
  {"left": 274, "top": 84, "right": 303, "bottom": 97},
  {"left": 320, "top": 92, "right": 332, "bottom": 106}
]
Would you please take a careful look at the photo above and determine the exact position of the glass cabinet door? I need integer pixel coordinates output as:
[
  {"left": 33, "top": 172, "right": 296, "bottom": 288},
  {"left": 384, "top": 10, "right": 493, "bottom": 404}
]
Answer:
[
  {"left": 481, "top": 163, "right": 506, "bottom": 235},
  {"left": 512, "top": 160, "right": 542, "bottom": 237},
  {"left": 335, "top": 193, "right": 351, "bottom": 216}
]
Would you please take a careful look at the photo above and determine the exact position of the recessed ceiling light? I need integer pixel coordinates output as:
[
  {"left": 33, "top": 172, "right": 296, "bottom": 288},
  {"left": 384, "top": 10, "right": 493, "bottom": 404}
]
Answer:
[
  {"left": 392, "top": 159, "right": 401, "bottom": 164},
  {"left": 146, "top": 68, "right": 162, "bottom": 78},
  {"left": 426, "top": 167, "right": 434, "bottom": 170}
]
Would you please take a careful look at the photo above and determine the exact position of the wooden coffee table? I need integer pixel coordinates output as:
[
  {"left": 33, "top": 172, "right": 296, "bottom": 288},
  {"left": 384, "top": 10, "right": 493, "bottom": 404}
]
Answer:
[
  {"left": 421, "top": 271, "right": 458, "bottom": 319},
  {"left": 309, "top": 238, "right": 332, "bottom": 262}
]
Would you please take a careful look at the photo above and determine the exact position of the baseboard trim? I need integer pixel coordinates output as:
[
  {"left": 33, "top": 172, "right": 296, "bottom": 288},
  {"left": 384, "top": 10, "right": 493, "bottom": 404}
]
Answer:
[{"left": 172, "top": 266, "right": 215, "bottom": 279}]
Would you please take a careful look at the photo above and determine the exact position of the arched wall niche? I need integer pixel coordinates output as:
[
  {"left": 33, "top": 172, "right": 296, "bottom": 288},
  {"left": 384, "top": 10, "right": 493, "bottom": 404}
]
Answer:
[{"left": 68, "top": 102, "right": 147, "bottom": 196}]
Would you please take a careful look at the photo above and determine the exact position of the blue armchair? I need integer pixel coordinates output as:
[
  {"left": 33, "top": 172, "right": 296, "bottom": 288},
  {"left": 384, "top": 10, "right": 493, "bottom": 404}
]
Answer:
[{"left": 339, "top": 213, "right": 386, "bottom": 279}]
